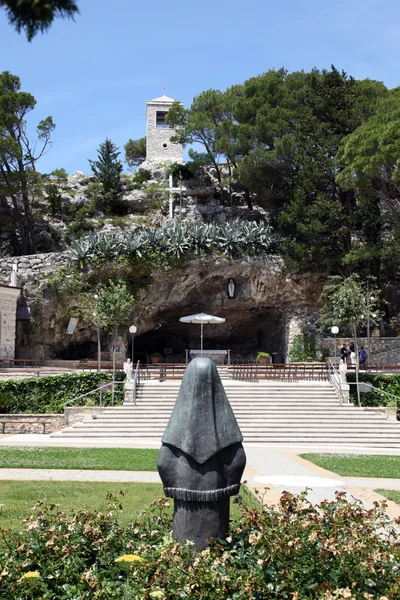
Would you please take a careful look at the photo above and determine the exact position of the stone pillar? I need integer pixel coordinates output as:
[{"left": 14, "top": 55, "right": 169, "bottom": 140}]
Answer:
[
  {"left": 0, "top": 285, "right": 21, "bottom": 359},
  {"left": 283, "top": 310, "right": 309, "bottom": 363}
]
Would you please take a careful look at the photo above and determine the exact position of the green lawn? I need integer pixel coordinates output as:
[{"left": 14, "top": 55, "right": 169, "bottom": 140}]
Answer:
[
  {"left": 0, "top": 481, "right": 253, "bottom": 530},
  {"left": 375, "top": 489, "right": 400, "bottom": 506},
  {"left": 301, "top": 454, "right": 400, "bottom": 478},
  {"left": 0, "top": 446, "right": 158, "bottom": 471}
]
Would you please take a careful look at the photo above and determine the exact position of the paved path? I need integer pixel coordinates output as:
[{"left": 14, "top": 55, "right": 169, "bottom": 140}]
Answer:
[
  {"left": 1, "top": 436, "right": 399, "bottom": 519},
  {"left": 0, "top": 469, "right": 161, "bottom": 482}
]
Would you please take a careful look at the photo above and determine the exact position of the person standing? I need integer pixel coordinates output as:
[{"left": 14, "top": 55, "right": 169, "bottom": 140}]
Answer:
[
  {"left": 340, "top": 345, "right": 348, "bottom": 363},
  {"left": 359, "top": 347, "right": 367, "bottom": 368},
  {"left": 349, "top": 343, "right": 356, "bottom": 367}
]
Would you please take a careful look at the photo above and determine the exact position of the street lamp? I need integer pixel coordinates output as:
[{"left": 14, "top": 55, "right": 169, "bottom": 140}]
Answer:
[
  {"left": 129, "top": 325, "right": 137, "bottom": 364},
  {"left": 331, "top": 326, "right": 339, "bottom": 363},
  {"left": 367, "top": 294, "right": 375, "bottom": 363},
  {"left": 93, "top": 293, "right": 101, "bottom": 372}
]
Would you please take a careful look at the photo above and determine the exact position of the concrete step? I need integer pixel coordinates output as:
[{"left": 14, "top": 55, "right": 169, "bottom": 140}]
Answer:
[
  {"left": 50, "top": 432, "right": 400, "bottom": 445},
  {"left": 51, "top": 378, "right": 400, "bottom": 448}
]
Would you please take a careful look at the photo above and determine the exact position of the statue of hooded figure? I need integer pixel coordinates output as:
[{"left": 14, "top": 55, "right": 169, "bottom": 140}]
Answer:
[{"left": 157, "top": 357, "right": 246, "bottom": 549}]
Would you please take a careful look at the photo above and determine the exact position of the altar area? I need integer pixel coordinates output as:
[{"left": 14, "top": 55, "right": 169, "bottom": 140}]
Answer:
[{"left": 188, "top": 349, "right": 230, "bottom": 364}]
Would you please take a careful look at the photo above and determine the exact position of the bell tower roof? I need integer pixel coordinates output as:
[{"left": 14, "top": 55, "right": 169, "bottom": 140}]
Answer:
[{"left": 148, "top": 94, "right": 179, "bottom": 104}]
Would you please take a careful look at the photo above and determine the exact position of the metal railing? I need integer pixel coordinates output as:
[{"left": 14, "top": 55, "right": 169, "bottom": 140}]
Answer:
[
  {"left": 139, "top": 363, "right": 187, "bottom": 381},
  {"left": 132, "top": 361, "right": 140, "bottom": 406},
  {"left": 348, "top": 381, "right": 399, "bottom": 409},
  {"left": 328, "top": 361, "right": 343, "bottom": 406},
  {"left": 61, "top": 381, "right": 124, "bottom": 427},
  {"left": 229, "top": 363, "right": 329, "bottom": 382}
]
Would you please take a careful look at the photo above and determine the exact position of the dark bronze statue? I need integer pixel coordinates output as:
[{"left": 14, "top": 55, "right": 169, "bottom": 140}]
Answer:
[{"left": 157, "top": 357, "right": 246, "bottom": 549}]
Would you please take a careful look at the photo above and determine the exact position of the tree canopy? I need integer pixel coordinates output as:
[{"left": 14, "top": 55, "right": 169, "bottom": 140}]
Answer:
[
  {"left": 0, "top": 70, "right": 55, "bottom": 254},
  {"left": 0, "top": 0, "right": 79, "bottom": 41},
  {"left": 124, "top": 137, "right": 146, "bottom": 170}
]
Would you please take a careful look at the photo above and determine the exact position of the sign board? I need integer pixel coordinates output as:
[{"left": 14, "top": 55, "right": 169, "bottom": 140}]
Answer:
[
  {"left": 66, "top": 317, "right": 78, "bottom": 335},
  {"left": 358, "top": 383, "right": 372, "bottom": 393}
]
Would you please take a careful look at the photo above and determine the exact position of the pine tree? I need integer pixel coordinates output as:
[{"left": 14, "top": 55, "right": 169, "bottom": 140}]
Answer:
[{"left": 88, "top": 138, "right": 123, "bottom": 214}]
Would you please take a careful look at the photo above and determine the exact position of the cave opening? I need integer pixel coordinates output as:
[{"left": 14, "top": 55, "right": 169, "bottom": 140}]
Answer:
[{"left": 131, "top": 308, "right": 285, "bottom": 364}]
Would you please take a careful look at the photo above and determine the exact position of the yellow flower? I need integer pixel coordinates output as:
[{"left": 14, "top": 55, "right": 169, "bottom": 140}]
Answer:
[
  {"left": 21, "top": 571, "right": 40, "bottom": 579},
  {"left": 114, "top": 554, "right": 144, "bottom": 563},
  {"left": 150, "top": 592, "right": 165, "bottom": 599}
]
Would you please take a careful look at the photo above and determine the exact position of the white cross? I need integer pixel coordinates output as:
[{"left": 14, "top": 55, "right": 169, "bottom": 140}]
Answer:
[{"left": 167, "top": 174, "right": 186, "bottom": 219}]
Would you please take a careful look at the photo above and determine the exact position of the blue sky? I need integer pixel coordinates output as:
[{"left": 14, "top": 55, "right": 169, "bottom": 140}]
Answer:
[{"left": 1, "top": 0, "right": 399, "bottom": 174}]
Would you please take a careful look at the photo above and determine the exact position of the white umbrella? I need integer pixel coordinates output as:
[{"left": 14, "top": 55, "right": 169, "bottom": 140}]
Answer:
[{"left": 179, "top": 312, "right": 225, "bottom": 355}]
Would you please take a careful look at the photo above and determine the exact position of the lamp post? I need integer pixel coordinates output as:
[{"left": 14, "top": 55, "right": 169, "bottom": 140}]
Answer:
[
  {"left": 129, "top": 325, "right": 137, "bottom": 364},
  {"left": 331, "top": 326, "right": 339, "bottom": 364},
  {"left": 93, "top": 293, "right": 101, "bottom": 372},
  {"left": 366, "top": 293, "right": 375, "bottom": 363}
]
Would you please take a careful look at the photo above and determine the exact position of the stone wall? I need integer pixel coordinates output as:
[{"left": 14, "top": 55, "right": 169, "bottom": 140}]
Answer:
[
  {"left": 0, "top": 285, "right": 20, "bottom": 359},
  {"left": 0, "top": 414, "right": 63, "bottom": 434},
  {"left": 322, "top": 337, "right": 400, "bottom": 366},
  {"left": 0, "top": 252, "right": 69, "bottom": 287}
]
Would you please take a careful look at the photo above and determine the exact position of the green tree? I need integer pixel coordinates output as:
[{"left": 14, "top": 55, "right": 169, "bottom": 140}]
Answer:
[
  {"left": 167, "top": 91, "right": 229, "bottom": 185},
  {"left": 318, "top": 275, "right": 381, "bottom": 405},
  {"left": 44, "top": 168, "right": 68, "bottom": 218},
  {"left": 336, "top": 89, "right": 400, "bottom": 278},
  {"left": 0, "top": 71, "right": 55, "bottom": 254},
  {"left": 124, "top": 137, "right": 146, "bottom": 170},
  {"left": 277, "top": 68, "right": 387, "bottom": 274},
  {"left": 88, "top": 138, "right": 123, "bottom": 214},
  {"left": 0, "top": 0, "right": 79, "bottom": 41}
]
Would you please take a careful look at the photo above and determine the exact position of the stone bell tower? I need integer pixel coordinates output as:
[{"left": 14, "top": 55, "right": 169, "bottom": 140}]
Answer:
[{"left": 143, "top": 94, "right": 184, "bottom": 167}]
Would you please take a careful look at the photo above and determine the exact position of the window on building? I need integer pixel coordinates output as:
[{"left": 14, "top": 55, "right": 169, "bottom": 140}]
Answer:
[{"left": 156, "top": 111, "right": 170, "bottom": 128}]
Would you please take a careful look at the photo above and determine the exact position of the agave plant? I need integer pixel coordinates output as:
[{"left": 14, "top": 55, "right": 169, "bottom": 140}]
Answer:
[
  {"left": 217, "top": 220, "right": 245, "bottom": 257},
  {"left": 189, "top": 221, "right": 213, "bottom": 255},
  {"left": 161, "top": 221, "right": 191, "bottom": 258},
  {"left": 240, "top": 220, "right": 274, "bottom": 255},
  {"left": 121, "top": 231, "right": 149, "bottom": 258},
  {"left": 91, "top": 234, "right": 123, "bottom": 261},
  {"left": 68, "top": 235, "right": 97, "bottom": 264}
]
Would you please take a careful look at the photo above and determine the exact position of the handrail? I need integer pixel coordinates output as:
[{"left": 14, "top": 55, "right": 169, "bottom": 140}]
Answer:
[
  {"left": 133, "top": 360, "right": 140, "bottom": 406},
  {"left": 61, "top": 381, "right": 124, "bottom": 427},
  {"left": 348, "top": 381, "right": 399, "bottom": 408},
  {"left": 369, "top": 346, "right": 400, "bottom": 361},
  {"left": 328, "top": 360, "right": 343, "bottom": 406},
  {"left": 229, "top": 363, "right": 329, "bottom": 382}
]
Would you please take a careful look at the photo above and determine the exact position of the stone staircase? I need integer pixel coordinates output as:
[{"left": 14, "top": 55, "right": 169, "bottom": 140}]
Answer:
[{"left": 50, "top": 380, "right": 400, "bottom": 447}]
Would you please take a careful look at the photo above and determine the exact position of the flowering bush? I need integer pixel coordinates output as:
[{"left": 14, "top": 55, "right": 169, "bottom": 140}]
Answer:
[{"left": 0, "top": 491, "right": 399, "bottom": 599}]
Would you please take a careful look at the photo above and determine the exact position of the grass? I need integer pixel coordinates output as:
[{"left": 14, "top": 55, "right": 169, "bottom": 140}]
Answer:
[
  {"left": 0, "top": 447, "right": 158, "bottom": 471},
  {"left": 301, "top": 453, "right": 400, "bottom": 478},
  {"left": 0, "top": 481, "right": 254, "bottom": 530},
  {"left": 375, "top": 489, "right": 400, "bottom": 506}
]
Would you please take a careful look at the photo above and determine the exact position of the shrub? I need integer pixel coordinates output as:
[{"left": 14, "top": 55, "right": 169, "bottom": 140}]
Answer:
[
  {"left": 0, "top": 491, "right": 398, "bottom": 598},
  {"left": 68, "top": 219, "right": 276, "bottom": 267},
  {"left": 0, "top": 372, "right": 125, "bottom": 414},
  {"left": 131, "top": 168, "right": 152, "bottom": 189},
  {"left": 256, "top": 352, "right": 270, "bottom": 363},
  {"left": 346, "top": 372, "right": 400, "bottom": 418},
  {"left": 165, "top": 162, "right": 194, "bottom": 181}
]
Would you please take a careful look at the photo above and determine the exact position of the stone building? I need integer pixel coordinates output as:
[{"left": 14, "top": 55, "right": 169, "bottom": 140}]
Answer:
[
  {"left": 0, "top": 284, "right": 21, "bottom": 359},
  {"left": 143, "top": 94, "right": 183, "bottom": 167}
]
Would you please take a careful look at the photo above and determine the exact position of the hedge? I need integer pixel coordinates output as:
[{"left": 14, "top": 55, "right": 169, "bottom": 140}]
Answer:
[
  {"left": 346, "top": 372, "right": 400, "bottom": 419},
  {"left": 0, "top": 491, "right": 399, "bottom": 599},
  {"left": 0, "top": 372, "right": 125, "bottom": 414}
]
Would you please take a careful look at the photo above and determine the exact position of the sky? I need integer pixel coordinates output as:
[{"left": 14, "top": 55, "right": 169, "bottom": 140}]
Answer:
[{"left": 1, "top": 0, "right": 399, "bottom": 174}]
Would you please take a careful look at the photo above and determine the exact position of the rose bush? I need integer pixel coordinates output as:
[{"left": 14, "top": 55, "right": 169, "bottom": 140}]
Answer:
[{"left": 0, "top": 491, "right": 399, "bottom": 599}]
